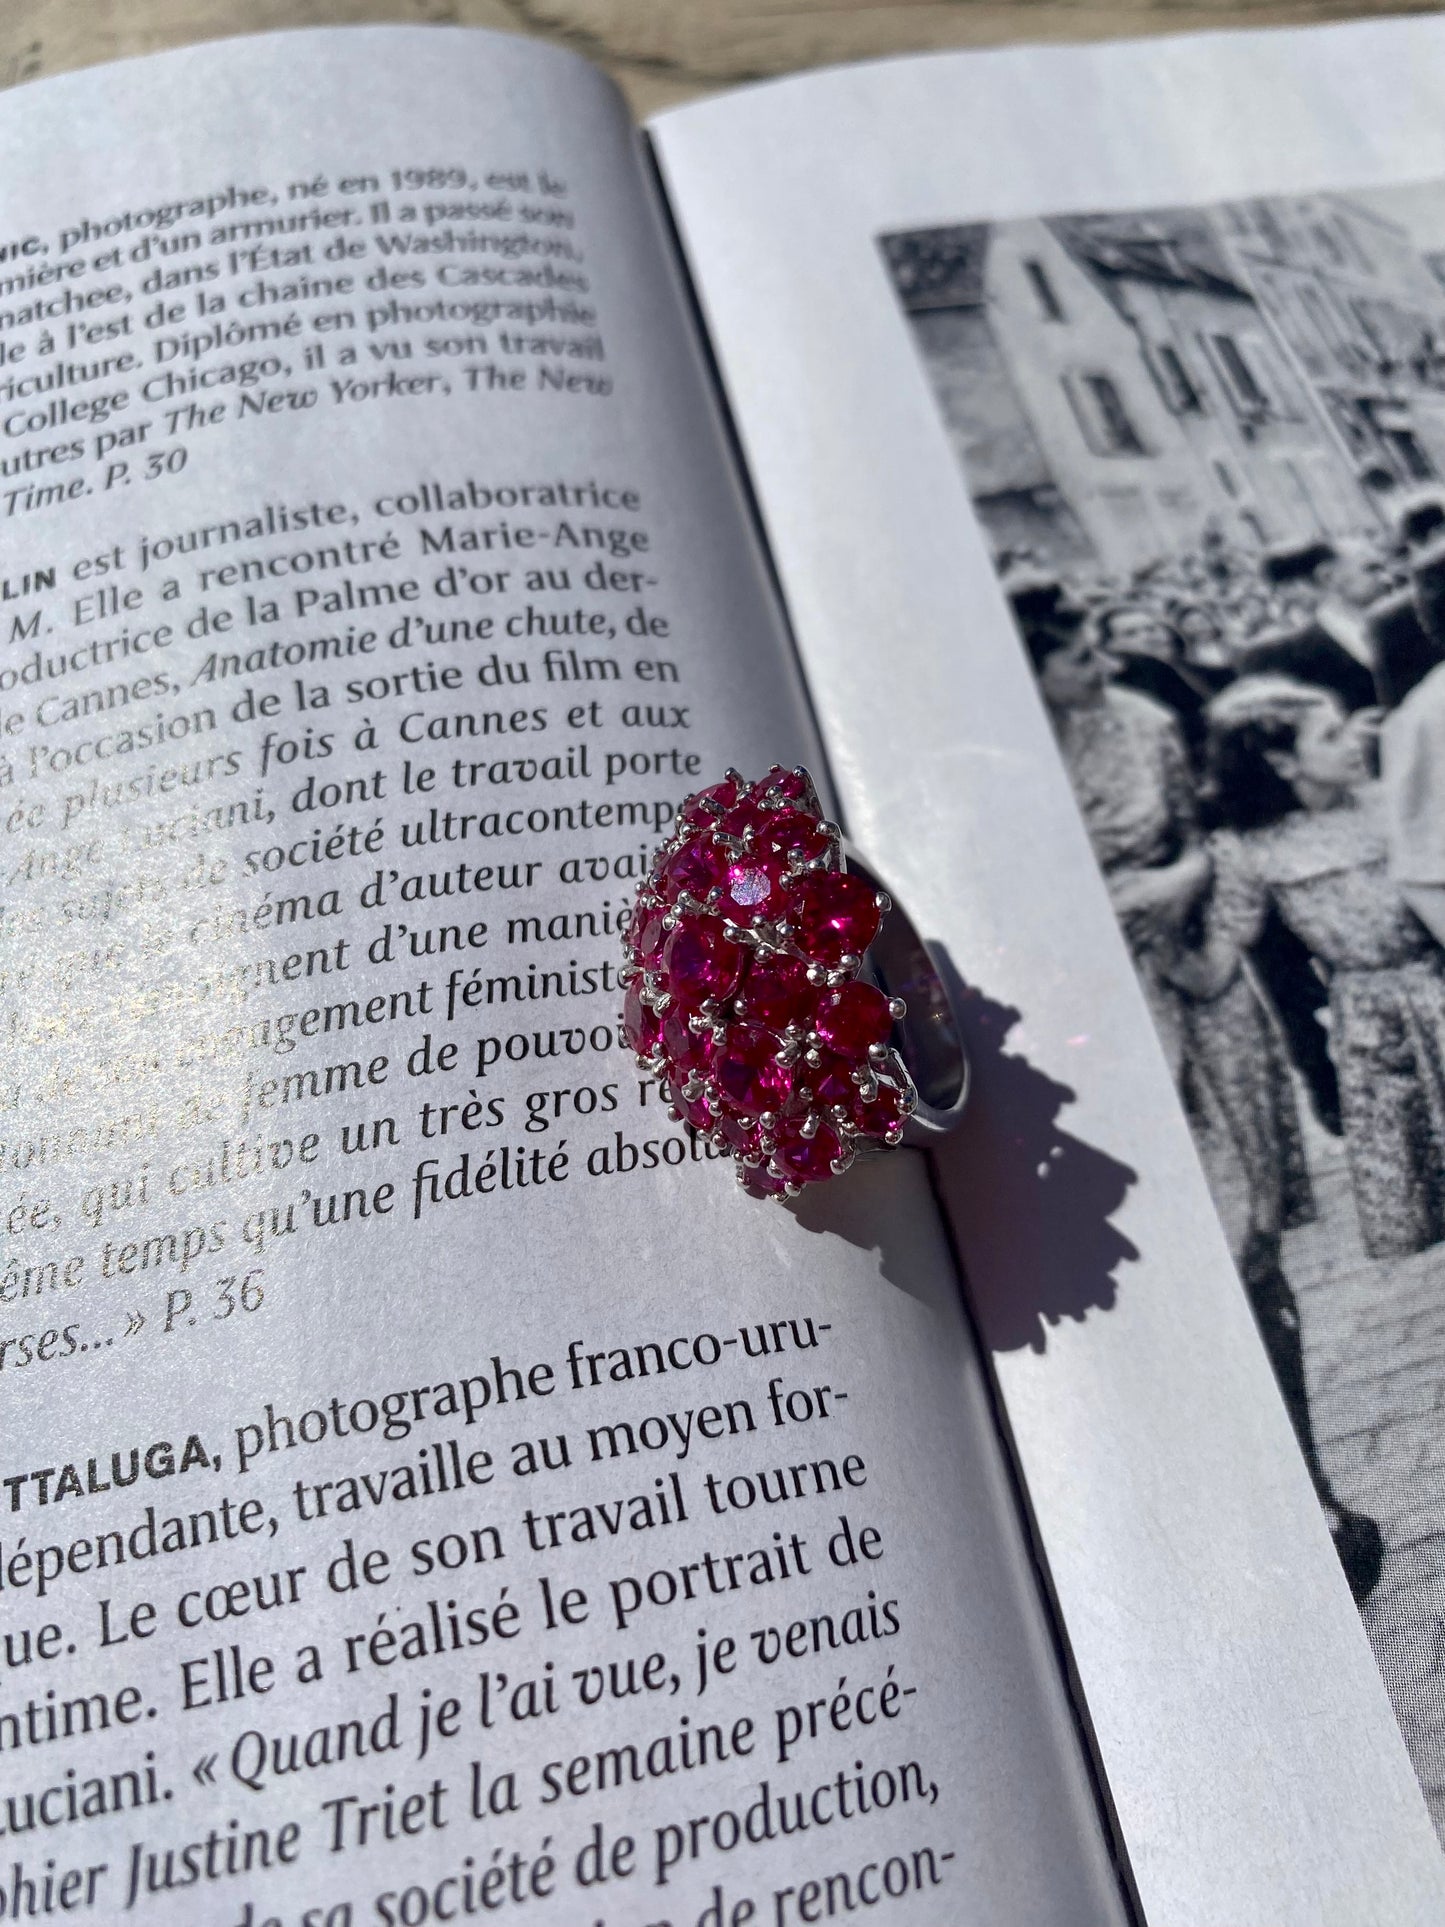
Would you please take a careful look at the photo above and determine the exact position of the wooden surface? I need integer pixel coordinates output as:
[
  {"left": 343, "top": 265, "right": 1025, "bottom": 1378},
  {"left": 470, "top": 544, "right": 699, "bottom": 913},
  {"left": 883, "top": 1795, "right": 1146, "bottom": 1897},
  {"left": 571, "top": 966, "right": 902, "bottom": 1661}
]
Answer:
[{"left": 0, "top": 0, "right": 1433, "bottom": 115}]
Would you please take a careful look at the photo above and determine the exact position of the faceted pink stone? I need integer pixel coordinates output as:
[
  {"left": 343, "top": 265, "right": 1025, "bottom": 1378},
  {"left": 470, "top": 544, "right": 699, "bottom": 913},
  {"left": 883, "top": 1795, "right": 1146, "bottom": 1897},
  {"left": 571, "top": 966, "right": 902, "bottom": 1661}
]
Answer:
[
  {"left": 630, "top": 909, "right": 667, "bottom": 967},
  {"left": 665, "top": 836, "right": 727, "bottom": 901},
  {"left": 740, "top": 1165, "right": 789, "bottom": 1199},
  {"left": 786, "top": 870, "right": 881, "bottom": 967},
  {"left": 680, "top": 777, "right": 741, "bottom": 830},
  {"left": 715, "top": 1108, "right": 766, "bottom": 1161},
  {"left": 772, "top": 1118, "right": 847, "bottom": 1184},
  {"left": 663, "top": 918, "right": 743, "bottom": 1006},
  {"left": 764, "top": 808, "right": 830, "bottom": 865},
  {"left": 753, "top": 765, "right": 809, "bottom": 802},
  {"left": 717, "top": 797, "right": 773, "bottom": 844},
  {"left": 722, "top": 850, "right": 789, "bottom": 922},
  {"left": 808, "top": 1054, "right": 908, "bottom": 1144},
  {"left": 713, "top": 1024, "right": 791, "bottom": 1116},
  {"left": 739, "top": 951, "right": 812, "bottom": 1031},
  {"left": 814, "top": 981, "right": 893, "bottom": 1059},
  {"left": 662, "top": 1005, "right": 714, "bottom": 1075},
  {"left": 810, "top": 1053, "right": 861, "bottom": 1113},
  {"left": 853, "top": 1080, "right": 909, "bottom": 1145},
  {"left": 622, "top": 982, "right": 660, "bottom": 1057},
  {"left": 674, "top": 1087, "right": 716, "bottom": 1134}
]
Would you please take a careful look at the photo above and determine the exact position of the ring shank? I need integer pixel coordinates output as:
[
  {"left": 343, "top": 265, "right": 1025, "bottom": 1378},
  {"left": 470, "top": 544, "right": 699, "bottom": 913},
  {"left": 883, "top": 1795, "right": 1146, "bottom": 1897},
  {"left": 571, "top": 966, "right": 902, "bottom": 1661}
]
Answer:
[{"left": 843, "top": 846, "right": 970, "bottom": 1144}]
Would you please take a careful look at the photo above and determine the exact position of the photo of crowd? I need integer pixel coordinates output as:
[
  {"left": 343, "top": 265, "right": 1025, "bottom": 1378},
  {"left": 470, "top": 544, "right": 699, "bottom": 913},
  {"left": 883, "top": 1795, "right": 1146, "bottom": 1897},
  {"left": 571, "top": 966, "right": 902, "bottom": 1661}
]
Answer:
[{"left": 883, "top": 188, "right": 1445, "bottom": 1826}]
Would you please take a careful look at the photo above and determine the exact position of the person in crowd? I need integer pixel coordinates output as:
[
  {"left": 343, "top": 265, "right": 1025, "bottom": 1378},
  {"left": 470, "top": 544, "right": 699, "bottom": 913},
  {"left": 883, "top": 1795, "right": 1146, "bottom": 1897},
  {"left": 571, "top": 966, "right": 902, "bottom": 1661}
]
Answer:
[
  {"left": 1013, "top": 584, "right": 1211, "bottom": 1070},
  {"left": 1393, "top": 497, "right": 1445, "bottom": 702},
  {"left": 1195, "top": 672, "right": 1437, "bottom": 1594},
  {"left": 1223, "top": 587, "right": 1280, "bottom": 647},
  {"left": 1013, "top": 594, "right": 1379, "bottom": 1592},
  {"left": 1321, "top": 535, "right": 1398, "bottom": 614},
  {"left": 1169, "top": 599, "right": 1235, "bottom": 672},
  {"left": 1239, "top": 539, "right": 1380, "bottom": 712},
  {"left": 1093, "top": 598, "right": 1347, "bottom": 1132},
  {"left": 1204, "top": 674, "right": 1445, "bottom": 1264},
  {"left": 1383, "top": 658, "right": 1445, "bottom": 951},
  {"left": 1096, "top": 601, "right": 1231, "bottom": 768}
]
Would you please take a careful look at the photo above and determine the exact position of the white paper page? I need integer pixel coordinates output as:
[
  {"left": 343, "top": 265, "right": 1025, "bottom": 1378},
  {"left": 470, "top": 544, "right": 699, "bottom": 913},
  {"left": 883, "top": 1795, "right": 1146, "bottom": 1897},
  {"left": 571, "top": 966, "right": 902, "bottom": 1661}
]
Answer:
[
  {"left": 0, "top": 27, "right": 1127, "bottom": 1926},
  {"left": 653, "top": 20, "right": 1445, "bottom": 1922}
]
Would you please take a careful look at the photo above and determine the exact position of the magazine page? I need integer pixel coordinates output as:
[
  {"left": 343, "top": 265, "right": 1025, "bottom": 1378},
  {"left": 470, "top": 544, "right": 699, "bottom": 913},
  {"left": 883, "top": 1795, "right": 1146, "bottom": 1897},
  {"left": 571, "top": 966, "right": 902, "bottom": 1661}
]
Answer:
[
  {"left": 652, "top": 19, "right": 1445, "bottom": 1921},
  {"left": 0, "top": 25, "right": 1130, "bottom": 1927}
]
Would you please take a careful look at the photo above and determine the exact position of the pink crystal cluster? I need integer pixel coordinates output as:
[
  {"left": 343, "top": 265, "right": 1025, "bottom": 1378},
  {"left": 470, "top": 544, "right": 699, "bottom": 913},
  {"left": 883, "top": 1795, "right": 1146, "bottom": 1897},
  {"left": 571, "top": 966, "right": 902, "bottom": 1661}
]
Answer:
[{"left": 619, "top": 767, "right": 914, "bottom": 1198}]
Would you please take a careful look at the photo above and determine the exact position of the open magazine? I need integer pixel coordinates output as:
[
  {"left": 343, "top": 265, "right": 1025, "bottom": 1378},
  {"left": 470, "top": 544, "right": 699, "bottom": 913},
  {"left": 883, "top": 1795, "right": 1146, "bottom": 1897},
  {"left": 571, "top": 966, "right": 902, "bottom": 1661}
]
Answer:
[{"left": 2, "top": 17, "right": 1444, "bottom": 1923}]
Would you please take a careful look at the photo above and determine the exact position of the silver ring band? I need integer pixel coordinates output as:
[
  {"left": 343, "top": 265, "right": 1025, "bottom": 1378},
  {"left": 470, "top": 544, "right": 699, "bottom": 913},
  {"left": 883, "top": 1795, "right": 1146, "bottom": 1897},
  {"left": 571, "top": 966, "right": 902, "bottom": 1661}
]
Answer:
[{"left": 842, "top": 844, "right": 970, "bottom": 1145}]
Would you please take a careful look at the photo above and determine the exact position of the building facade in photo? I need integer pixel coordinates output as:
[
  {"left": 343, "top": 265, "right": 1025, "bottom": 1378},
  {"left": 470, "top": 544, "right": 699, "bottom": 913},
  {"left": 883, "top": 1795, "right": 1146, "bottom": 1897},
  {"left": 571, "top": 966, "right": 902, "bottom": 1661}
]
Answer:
[{"left": 885, "top": 193, "right": 1445, "bottom": 576}]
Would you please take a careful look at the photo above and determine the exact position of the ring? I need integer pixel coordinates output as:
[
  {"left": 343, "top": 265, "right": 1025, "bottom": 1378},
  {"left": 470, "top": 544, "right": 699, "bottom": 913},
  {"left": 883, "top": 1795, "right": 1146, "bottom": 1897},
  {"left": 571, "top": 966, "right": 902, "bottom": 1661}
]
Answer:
[{"left": 619, "top": 766, "right": 969, "bottom": 1199}]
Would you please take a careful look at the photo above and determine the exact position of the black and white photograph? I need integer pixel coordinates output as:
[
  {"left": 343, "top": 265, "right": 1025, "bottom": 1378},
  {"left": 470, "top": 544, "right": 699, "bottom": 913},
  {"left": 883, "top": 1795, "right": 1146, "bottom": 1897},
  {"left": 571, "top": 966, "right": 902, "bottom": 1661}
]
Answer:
[{"left": 883, "top": 189, "right": 1445, "bottom": 1826}]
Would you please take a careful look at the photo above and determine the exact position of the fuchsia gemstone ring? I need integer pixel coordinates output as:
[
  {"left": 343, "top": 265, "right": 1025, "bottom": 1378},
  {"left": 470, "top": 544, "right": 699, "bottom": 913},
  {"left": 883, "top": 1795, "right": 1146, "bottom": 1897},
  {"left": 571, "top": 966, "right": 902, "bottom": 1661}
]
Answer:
[{"left": 618, "top": 766, "right": 969, "bottom": 1199}]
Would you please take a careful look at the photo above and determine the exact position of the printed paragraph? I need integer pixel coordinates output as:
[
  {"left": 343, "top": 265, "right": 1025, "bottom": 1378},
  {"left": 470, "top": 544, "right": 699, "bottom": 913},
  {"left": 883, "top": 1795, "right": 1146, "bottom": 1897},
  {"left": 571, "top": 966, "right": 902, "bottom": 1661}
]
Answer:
[
  {"left": 0, "top": 1313, "right": 958, "bottom": 1922},
  {"left": 0, "top": 161, "right": 608, "bottom": 514}
]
